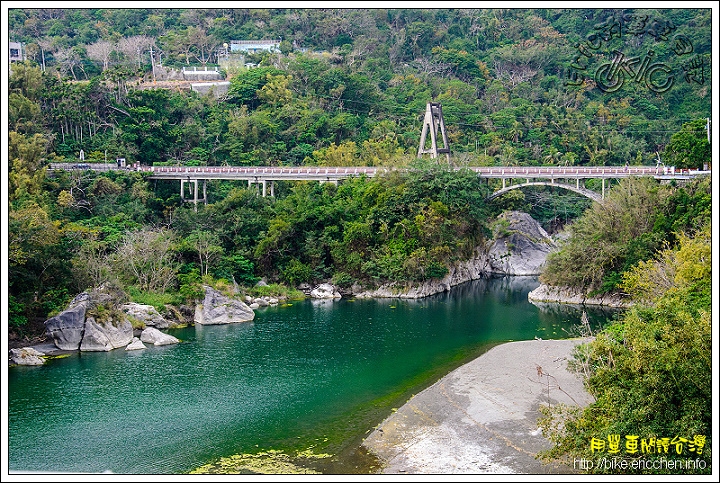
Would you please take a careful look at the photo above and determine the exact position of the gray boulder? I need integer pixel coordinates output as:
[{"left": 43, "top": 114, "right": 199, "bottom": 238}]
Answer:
[
  {"left": 44, "top": 302, "right": 88, "bottom": 350},
  {"left": 121, "top": 303, "right": 171, "bottom": 329},
  {"left": 487, "top": 211, "right": 556, "bottom": 275},
  {"left": 79, "top": 316, "right": 134, "bottom": 352},
  {"left": 310, "top": 283, "right": 341, "bottom": 299},
  {"left": 140, "top": 327, "right": 180, "bottom": 346},
  {"left": 252, "top": 297, "right": 270, "bottom": 307},
  {"left": 195, "top": 286, "right": 255, "bottom": 325},
  {"left": 10, "top": 347, "right": 46, "bottom": 366},
  {"left": 125, "top": 337, "right": 147, "bottom": 351}
]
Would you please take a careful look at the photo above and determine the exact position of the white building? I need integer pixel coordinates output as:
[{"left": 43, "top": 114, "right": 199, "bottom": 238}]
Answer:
[
  {"left": 230, "top": 40, "right": 281, "bottom": 54},
  {"left": 9, "top": 41, "right": 25, "bottom": 63}
]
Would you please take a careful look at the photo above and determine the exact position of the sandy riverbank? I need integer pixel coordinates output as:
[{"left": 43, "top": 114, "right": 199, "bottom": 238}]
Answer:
[{"left": 362, "top": 338, "right": 593, "bottom": 475}]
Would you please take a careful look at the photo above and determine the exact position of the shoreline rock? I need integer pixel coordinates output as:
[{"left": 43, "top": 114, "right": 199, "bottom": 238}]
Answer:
[
  {"left": 140, "top": 327, "right": 180, "bottom": 346},
  {"left": 9, "top": 347, "right": 47, "bottom": 366},
  {"left": 348, "top": 211, "right": 556, "bottom": 299},
  {"left": 528, "top": 284, "right": 633, "bottom": 308},
  {"left": 195, "top": 285, "right": 255, "bottom": 325},
  {"left": 486, "top": 211, "right": 556, "bottom": 276}
]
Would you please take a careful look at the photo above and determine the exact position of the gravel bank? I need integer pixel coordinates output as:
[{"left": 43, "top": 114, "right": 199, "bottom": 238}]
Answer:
[{"left": 363, "top": 338, "right": 593, "bottom": 474}]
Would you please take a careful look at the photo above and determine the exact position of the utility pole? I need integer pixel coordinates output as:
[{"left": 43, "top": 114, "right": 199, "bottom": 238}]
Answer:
[
  {"left": 149, "top": 47, "right": 156, "bottom": 84},
  {"left": 706, "top": 117, "right": 711, "bottom": 144}
]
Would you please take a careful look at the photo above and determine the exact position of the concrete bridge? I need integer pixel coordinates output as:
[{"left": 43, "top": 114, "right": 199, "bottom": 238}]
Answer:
[
  {"left": 48, "top": 163, "right": 710, "bottom": 207},
  {"left": 139, "top": 164, "right": 708, "bottom": 205}
]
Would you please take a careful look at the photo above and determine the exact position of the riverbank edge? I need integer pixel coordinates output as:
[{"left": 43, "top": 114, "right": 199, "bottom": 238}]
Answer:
[
  {"left": 528, "top": 283, "right": 633, "bottom": 309},
  {"left": 362, "top": 337, "right": 594, "bottom": 474}
]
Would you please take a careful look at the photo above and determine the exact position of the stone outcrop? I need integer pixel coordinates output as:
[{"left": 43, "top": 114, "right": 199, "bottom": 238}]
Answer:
[
  {"left": 80, "top": 316, "right": 133, "bottom": 351},
  {"left": 352, "top": 247, "right": 489, "bottom": 299},
  {"left": 40, "top": 285, "right": 179, "bottom": 354},
  {"left": 310, "top": 283, "right": 342, "bottom": 299},
  {"left": 195, "top": 285, "right": 255, "bottom": 325},
  {"left": 125, "top": 337, "right": 147, "bottom": 351},
  {"left": 10, "top": 347, "right": 46, "bottom": 366},
  {"left": 44, "top": 302, "right": 88, "bottom": 350},
  {"left": 486, "top": 211, "right": 556, "bottom": 275},
  {"left": 350, "top": 211, "right": 556, "bottom": 299},
  {"left": 246, "top": 296, "right": 281, "bottom": 309},
  {"left": 528, "top": 284, "right": 632, "bottom": 308},
  {"left": 140, "top": 327, "right": 180, "bottom": 346},
  {"left": 121, "top": 303, "right": 172, "bottom": 329}
]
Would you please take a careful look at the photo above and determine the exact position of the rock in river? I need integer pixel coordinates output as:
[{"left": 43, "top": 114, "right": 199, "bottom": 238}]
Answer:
[{"left": 194, "top": 285, "right": 255, "bottom": 325}]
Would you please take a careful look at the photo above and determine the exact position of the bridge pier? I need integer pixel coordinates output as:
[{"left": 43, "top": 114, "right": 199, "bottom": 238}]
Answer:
[
  {"left": 248, "top": 179, "right": 275, "bottom": 197},
  {"left": 180, "top": 178, "right": 207, "bottom": 211},
  {"left": 602, "top": 179, "right": 605, "bottom": 199}
]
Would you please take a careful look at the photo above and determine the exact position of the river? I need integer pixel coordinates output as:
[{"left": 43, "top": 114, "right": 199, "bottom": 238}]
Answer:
[{"left": 7, "top": 276, "right": 618, "bottom": 475}]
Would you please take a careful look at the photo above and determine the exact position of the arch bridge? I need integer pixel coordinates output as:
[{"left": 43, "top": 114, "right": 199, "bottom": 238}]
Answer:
[
  {"left": 487, "top": 181, "right": 603, "bottom": 203},
  {"left": 47, "top": 163, "right": 710, "bottom": 208}
]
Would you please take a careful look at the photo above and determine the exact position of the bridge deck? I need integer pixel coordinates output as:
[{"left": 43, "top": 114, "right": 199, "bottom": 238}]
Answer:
[{"left": 48, "top": 163, "right": 709, "bottom": 182}]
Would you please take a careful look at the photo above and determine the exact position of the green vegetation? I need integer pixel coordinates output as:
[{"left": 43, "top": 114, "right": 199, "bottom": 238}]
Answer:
[
  {"left": 540, "top": 177, "right": 711, "bottom": 295},
  {"left": 538, "top": 224, "right": 711, "bottom": 474},
  {"left": 8, "top": 9, "right": 710, "bottom": 168},
  {"left": 7, "top": 8, "right": 711, "bottom": 343}
]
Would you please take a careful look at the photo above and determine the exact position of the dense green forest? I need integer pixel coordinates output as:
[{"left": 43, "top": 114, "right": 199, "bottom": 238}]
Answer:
[
  {"left": 5, "top": 8, "right": 713, "bottom": 474},
  {"left": 7, "top": 8, "right": 712, "bottom": 336},
  {"left": 8, "top": 8, "right": 711, "bottom": 166}
]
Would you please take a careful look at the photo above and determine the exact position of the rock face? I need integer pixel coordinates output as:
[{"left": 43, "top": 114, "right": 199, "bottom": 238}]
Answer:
[
  {"left": 42, "top": 286, "right": 167, "bottom": 353},
  {"left": 44, "top": 302, "right": 88, "bottom": 350},
  {"left": 487, "top": 211, "right": 556, "bottom": 275},
  {"left": 195, "top": 285, "right": 255, "bottom": 325},
  {"left": 79, "top": 316, "right": 133, "bottom": 352},
  {"left": 528, "top": 284, "right": 632, "bottom": 308},
  {"left": 352, "top": 247, "right": 489, "bottom": 299},
  {"left": 121, "top": 303, "right": 172, "bottom": 329},
  {"left": 140, "top": 327, "right": 180, "bottom": 346},
  {"left": 10, "top": 348, "right": 46, "bottom": 366},
  {"left": 350, "top": 211, "right": 556, "bottom": 299},
  {"left": 310, "top": 283, "right": 342, "bottom": 299}
]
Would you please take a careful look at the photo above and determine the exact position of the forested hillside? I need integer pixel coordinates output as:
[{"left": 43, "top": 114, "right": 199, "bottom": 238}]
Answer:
[
  {"left": 9, "top": 8, "right": 711, "bottom": 166},
  {"left": 7, "top": 8, "right": 712, "bottom": 339}
]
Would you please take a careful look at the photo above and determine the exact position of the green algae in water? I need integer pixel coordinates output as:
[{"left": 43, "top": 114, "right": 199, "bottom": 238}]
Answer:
[{"left": 190, "top": 449, "right": 332, "bottom": 475}]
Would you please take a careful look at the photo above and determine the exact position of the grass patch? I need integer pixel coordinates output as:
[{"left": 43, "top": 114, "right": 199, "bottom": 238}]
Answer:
[
  {"left": 125, "top": 286, "right": 183, "bottom": 313},
  {"left": 246, "top": 283, "right": 306, "bottom": 301}
]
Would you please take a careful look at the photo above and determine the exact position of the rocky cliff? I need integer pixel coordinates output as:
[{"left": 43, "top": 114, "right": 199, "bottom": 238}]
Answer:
[
  {"left": 486, "top": 211, "right": 556, "bottom": 275},
  {"left": 350, "top": 211, "right": 555, "bottom": 299}
]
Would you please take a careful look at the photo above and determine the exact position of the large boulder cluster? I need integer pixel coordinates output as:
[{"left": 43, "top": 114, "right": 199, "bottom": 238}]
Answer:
[{"left": 11, "top": 285, "right": 262, "bottom": 365}]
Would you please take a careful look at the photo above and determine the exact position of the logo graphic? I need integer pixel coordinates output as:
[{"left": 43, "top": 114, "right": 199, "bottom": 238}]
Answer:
[{"left": 566, "top": 12, "right": 707, "bottom": 93}]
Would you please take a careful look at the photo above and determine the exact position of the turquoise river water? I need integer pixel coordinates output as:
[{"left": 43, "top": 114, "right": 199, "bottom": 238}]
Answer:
[{"left": 7, "top": 276, "right": 618, "bottom": 475}]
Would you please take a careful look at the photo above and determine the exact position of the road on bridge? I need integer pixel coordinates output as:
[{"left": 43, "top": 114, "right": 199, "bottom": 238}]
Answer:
[{"left": 49, "top": 163, "right": 709, "bottom": 183}]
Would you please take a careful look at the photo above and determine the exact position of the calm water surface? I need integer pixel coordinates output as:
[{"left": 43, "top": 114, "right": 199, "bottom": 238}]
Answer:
[{"left": 8, "top": 276, "right": 617, "bottom": 474}]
